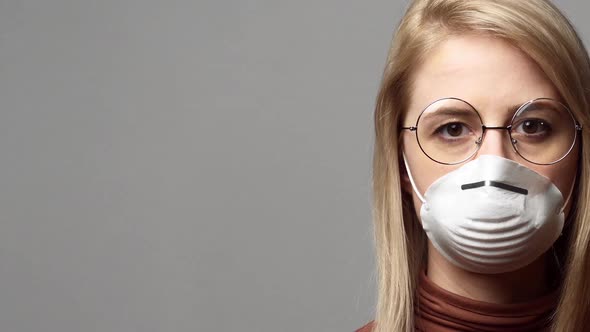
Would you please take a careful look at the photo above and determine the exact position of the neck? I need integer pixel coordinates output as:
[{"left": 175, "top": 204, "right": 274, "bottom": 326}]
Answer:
[{"left": 426, "top": 242, "right": 556, "bottom": 304}]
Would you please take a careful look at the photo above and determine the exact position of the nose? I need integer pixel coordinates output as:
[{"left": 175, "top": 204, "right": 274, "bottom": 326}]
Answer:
[{"left": 474, "top": 127, "right": 515, "bottom": 160}]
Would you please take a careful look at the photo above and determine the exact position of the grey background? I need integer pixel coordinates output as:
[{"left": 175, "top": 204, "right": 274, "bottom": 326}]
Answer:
[{"left": 1, "top": 1, "right": 588, "bottom": 332}]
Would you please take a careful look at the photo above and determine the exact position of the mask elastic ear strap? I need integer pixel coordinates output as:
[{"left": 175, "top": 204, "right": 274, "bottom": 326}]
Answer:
[
  {"left": 559, "top": 173, "right": 577, "bottom": 215},
  {"left": 402, "top": 152, "right": 426, "bottom": 204}
]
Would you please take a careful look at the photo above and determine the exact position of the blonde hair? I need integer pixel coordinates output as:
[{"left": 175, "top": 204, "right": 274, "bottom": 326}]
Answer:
[{"left": 372, "top": 1, "right": 590, "bottom": 331}]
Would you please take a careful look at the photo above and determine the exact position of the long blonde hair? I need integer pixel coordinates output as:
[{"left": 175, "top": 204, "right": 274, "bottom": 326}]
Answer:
[{"left": 372, "top": 1, "right": 590, "bottom": 331}]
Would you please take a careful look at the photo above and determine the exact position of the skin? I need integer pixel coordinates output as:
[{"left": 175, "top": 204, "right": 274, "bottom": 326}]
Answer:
[{"left": 401, "top": 34, "right": 580, "bottom": 304}]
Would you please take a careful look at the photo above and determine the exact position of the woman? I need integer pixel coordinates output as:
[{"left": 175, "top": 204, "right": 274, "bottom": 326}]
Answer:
[{"left": 358, "top": 0, "right": 590, "bottom": 331}]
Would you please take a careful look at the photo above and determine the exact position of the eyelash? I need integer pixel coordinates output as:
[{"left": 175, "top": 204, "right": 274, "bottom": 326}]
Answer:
[{"left": 433, "top": 122, "right": 473, "bottom": 139}]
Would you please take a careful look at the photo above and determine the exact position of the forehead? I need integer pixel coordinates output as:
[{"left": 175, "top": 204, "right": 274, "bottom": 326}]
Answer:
[{"left": 406, "top": 34, "right": 560, "bottom": 123}]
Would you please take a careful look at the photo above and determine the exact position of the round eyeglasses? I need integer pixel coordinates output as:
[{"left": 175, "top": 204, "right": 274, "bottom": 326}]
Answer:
[{"left": 401, "top": 97, "right": 583, "bottom": 165}]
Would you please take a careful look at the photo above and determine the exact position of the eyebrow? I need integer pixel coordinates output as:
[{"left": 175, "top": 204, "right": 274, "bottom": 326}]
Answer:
[
  {"left": 507, "top": 104, "right": 523, "bottom": 114},
  {"left": 404, "top": 100, "right": 554, "bottom": 126},
  {"left": 404, "top": 106, "right": 479, "bottom": 127},
  {"left": 433, "top": 102, "right": 528, "bottom": 114},
  {"left": 425, "top": 103, "right": 530, "bottom": 121},
  {"left": 519, "top": 101, "right": 560, "bottom": 113},
  {"left": 426, "top": 107, "right": 476, "bottom": 116}
]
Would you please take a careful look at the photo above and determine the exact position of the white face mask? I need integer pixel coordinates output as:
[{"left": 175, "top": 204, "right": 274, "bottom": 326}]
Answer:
[{"left": 404, "top": 154, "right": 571, "bottom": 274}]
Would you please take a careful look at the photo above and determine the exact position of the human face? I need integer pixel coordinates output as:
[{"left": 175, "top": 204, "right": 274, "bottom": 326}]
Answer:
[{"left": 402, "top": 35, "right": 579, "bottom": 216}]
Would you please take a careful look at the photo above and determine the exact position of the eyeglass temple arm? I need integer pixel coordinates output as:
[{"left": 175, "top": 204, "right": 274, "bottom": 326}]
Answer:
[{"left": 401, "top": 126, "right": 417, "bottom": 131}]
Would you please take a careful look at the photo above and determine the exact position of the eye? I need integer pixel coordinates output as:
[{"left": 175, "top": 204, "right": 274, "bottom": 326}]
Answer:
[
  {"left": 435, "top": 122, "right": 470, "bottom": 138},
  {"left": 513, "top": 118, "right": 552, "bottom": 136}
]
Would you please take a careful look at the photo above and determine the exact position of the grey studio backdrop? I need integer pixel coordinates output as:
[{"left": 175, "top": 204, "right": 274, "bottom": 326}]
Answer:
[{"left": 1, "top": 1, "right": 589, "bottom": 332}]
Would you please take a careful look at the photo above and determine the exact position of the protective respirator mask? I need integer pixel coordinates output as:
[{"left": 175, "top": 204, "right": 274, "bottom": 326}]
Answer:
[{"left": 404, "top": 154, "right": 573, "bottom": 274}]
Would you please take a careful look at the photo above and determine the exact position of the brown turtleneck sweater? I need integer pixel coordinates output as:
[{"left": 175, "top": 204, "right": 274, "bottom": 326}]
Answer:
[{"left": 356, "top": 270, "right": 559, "bottom": 332}]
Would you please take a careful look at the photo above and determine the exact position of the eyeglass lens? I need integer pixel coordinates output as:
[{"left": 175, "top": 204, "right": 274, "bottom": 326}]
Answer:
[{"left": 414, "top": 98, "right": 578, "bottom": 165}]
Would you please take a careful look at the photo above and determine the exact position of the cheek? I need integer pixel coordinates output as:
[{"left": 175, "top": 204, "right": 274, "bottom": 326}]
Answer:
[
  {"left": 402, "top": 134, "right": 454, "bottom": 216},
  {"left": 534, "top": 147, "right": 580, "bottom": 202}
]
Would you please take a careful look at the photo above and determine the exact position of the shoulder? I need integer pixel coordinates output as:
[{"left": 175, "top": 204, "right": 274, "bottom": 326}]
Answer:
[{"left": 355, "top": 320, "right": 374, "bottom": 332}]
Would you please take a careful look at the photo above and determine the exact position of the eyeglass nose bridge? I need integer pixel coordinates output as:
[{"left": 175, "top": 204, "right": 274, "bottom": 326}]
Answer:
[{"left": 476, "top": 125, "right": 517, "bottom": 146}]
